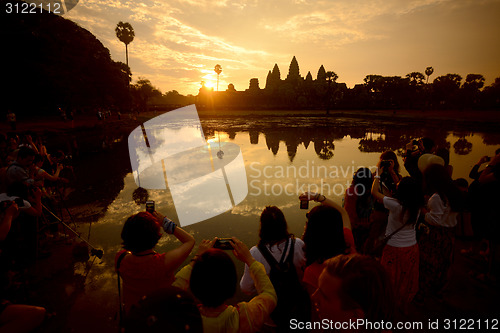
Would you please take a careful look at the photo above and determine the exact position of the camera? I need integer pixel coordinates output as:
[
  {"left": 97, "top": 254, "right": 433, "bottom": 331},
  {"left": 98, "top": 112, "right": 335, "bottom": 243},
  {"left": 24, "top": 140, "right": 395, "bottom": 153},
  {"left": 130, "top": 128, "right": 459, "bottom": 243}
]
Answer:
[
  {"left": 214, "top": 238, "right": 234, "bottom": 250},
  {"left": 300, "top": 200, "right": 309, "bottom": 210},
  {"left": 145, "top": 200, "right": 155, "bottom": 213},
  {"left": 380, "top": 160, "right": 392, "bottom": 169}
]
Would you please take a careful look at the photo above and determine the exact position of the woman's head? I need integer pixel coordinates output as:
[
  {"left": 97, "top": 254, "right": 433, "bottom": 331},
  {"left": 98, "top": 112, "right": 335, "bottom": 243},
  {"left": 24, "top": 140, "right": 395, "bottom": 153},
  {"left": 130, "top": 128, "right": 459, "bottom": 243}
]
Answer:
[
  {"left": 190, "top": 249, "right": 237, "bottom": 308},
  {"left": 394, "top": 176, "right": 424, "bottom": 223},
  {"left": 351, "top": 167, "right": 373, "bottom": 196},
  {"left": 379, "top": 151, "right": 400, "bottom": 174},
  {"left": 121, "top": 212, "right": 162, "bottom": 253},
  {"left": 313, "top": 254, "right": 394, "bottom": 324},
  {"left": 259, "top": 206, "right": 289, "bottom": 246},
  {"left": 303, "top": 205, "right": 346, "bottom": 266},
  {"left": 423, "top": 163, "right": 463, "bottom": 211}
]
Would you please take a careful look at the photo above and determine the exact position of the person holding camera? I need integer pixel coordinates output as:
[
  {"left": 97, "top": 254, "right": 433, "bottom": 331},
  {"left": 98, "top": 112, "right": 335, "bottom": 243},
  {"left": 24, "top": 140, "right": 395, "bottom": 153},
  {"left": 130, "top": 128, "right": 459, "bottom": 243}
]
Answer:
[
  {"left": 363, "top": 151, "right": 402, "bottom": 256},
  {"left": 173, "top": 238, "right": 277, "bottom": 333},
  {"left": 116, "top": 211, "right": 195, "bottom": 313},
  {"left": 371, "top": 173, "right": 424, "bottom": 313}
]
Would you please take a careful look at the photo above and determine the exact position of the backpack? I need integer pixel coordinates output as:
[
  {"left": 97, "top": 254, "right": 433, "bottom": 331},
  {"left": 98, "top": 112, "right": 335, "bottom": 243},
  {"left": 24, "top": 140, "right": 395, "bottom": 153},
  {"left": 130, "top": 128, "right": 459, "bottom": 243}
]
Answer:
[{"left": 258, "top": 237, "right": 310, "bottom": 330}]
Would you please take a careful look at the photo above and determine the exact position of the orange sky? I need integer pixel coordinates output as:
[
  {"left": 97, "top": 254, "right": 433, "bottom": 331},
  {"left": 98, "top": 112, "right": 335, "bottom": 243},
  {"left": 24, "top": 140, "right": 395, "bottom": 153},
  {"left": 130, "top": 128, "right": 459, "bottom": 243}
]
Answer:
[{"left": 66, "top": 0, "right": 500, "bottom": 95}]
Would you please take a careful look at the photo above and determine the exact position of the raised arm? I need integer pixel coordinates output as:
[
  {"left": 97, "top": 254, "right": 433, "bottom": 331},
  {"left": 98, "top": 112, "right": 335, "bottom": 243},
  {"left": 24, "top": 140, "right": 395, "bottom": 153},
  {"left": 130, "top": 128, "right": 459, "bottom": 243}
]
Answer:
[
  {"left": 371, "top": 176, "right": 385, "bottom": 203},
  {"left": 152, "top": 211, "right": 195, "bottom": 272}
]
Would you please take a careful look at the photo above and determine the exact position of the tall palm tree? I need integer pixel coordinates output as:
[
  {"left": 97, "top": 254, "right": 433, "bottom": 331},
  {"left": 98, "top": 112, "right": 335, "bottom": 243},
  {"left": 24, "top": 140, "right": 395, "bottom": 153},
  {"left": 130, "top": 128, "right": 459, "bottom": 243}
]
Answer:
[
  {"left": 425, "top": 66, "right": 434, "bottom": 84},
  {"left": 115, "top": 22, "right": 135, "bottom": 68},
  {"left": 214, "top": 64, "right": 222, "bottom": 91}
]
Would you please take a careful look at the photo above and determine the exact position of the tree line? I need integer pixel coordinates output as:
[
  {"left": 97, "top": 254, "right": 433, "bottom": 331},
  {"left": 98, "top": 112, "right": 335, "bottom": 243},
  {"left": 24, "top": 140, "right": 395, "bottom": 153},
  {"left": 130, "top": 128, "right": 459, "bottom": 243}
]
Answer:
[
  {"left": 3, "top": 5, "right": 499, "bottom": 116},
  {"left": 194, "top": 57, "right": 500, "bottom": 111}
]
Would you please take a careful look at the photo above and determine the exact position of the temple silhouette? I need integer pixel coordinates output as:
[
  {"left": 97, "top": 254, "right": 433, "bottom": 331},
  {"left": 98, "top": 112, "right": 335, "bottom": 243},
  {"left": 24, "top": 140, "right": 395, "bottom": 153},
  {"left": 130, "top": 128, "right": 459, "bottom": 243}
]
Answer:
[{"left": 196, "top": 56, "right": 348, "bottom": 111}]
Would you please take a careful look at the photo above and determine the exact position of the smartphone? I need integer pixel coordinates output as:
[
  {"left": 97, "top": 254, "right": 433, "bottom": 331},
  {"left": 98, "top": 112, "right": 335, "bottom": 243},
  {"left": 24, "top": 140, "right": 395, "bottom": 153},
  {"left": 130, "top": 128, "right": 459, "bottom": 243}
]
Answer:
[
  {"left": 300, "top": 200, "right": 309, "bottom": 210},
  {"left": 214, "top": 238, "right": 234, "bottom": 250},
  {"left": 145, "top": 200, "right": 155, "bottom": 213}
]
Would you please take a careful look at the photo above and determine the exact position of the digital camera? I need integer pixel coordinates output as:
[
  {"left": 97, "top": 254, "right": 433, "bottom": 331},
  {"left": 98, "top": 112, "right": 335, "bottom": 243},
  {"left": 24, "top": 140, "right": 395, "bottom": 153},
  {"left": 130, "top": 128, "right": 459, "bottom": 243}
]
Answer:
[{"left": 214, "top": 238, "right": 234, "bottom": 250}]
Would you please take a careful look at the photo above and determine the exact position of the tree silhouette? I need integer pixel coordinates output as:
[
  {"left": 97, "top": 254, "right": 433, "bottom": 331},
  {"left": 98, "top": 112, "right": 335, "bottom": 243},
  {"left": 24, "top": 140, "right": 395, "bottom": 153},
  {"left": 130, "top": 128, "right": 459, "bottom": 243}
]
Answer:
[
  {"left": 214, "top": 64, "right": 222, "bottom": 91},
  {"left": 326, "top": 71, "right": 338, "bottom": 83},
  {"left": 406, "top": 72, "right": 425, "bottom": 85},
  {"left": 115, "top": 22, "right": 135, "bottom": 68},
  {"left": 425, "top": 66, "right": 434, "bottom": 84},
  {"left": 314, "top": 140, "right": 335, "bottom": 160}
]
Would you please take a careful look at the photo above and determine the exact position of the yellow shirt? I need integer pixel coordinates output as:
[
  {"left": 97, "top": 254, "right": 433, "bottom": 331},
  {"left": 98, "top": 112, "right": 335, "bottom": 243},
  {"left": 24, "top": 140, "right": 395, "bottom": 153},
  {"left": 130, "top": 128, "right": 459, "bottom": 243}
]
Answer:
[{"left": 173, "top": 261, "right": 277, "bottom": 333}]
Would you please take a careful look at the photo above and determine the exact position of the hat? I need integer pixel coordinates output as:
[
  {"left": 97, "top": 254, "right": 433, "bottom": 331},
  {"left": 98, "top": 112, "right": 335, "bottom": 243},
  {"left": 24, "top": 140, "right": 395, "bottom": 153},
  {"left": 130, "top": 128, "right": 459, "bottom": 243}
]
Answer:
[{"left": 418, "top": 153, "right": 445, "bottom": 173}]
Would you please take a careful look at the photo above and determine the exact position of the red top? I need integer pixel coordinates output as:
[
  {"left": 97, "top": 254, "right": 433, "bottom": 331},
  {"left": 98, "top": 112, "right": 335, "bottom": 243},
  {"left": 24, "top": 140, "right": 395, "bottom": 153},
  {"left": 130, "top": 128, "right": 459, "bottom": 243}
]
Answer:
[{"left": 116, "top": 250, "right": 175, "bottom": 312}]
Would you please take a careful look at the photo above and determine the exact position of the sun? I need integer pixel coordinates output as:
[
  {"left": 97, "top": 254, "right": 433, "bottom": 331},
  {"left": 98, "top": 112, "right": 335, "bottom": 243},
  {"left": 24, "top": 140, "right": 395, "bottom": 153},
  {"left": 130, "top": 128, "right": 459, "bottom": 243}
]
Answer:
[{"left": 203, "top": 81, "right": 215, "bottom": 89}]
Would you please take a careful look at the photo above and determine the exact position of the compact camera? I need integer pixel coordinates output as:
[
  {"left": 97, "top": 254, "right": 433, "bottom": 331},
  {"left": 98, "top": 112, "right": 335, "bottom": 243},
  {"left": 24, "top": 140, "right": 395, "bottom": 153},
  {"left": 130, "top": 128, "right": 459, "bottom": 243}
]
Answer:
[
  {"left": 300, "top": 200, "right": 309, "bottom": 210},
  {"left": 214, "top": 238, "right": 234, "bottom": 250}
]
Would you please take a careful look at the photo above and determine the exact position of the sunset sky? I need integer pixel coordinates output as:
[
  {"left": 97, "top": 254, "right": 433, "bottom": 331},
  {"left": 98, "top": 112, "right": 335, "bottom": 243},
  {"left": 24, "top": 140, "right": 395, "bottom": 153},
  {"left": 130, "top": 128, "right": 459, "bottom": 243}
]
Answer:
[{"left": 65, "top": 0, "right": 500, "bottom": 96}]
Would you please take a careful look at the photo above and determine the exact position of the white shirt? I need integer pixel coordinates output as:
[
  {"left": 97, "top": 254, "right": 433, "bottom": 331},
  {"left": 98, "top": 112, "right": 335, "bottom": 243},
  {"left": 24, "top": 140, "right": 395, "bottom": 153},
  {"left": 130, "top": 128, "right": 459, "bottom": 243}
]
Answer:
[
  {"left": 383, "top": 196, "right": 419, "bottom": 247},
  {"left": 240, "top": 237, "right": 306, "bottom": 294},
  {"left": 425, "top": 193, "right": 458, "bottom": 228}
]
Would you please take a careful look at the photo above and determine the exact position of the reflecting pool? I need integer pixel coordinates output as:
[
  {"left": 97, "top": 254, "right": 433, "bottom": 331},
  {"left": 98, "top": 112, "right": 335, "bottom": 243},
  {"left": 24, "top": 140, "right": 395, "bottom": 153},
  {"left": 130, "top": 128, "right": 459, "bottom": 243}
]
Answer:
[{"left": 69, "top": 111, "right": 500, "bottom": 331}]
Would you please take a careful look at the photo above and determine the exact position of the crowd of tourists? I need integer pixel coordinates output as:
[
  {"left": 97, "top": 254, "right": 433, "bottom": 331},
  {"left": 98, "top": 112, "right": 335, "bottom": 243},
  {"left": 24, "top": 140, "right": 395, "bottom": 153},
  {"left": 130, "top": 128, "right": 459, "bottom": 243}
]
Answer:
[
  {"left": 1, "top": 129, "right": 499, "bottom": 332},
  {"left": 0, "top": 131, "right": 73, "bottom": 332},
  {"left": 115, "top": 137, "right": 500, "bottom": 332}
]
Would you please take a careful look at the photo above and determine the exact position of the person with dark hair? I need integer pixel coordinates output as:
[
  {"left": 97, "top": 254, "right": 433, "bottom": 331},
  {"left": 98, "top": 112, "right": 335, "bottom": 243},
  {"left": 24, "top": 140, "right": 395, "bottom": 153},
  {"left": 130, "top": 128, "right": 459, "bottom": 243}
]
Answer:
[
  {"left": 116, "top": 211, "right": 195, "bottom": 313},
  {"left": 240, "top": 206, "right": 308, "bottom": 330},
  {"left": 5, "top": 147, "right": 36, "bottom": 187},
  {"left": 298, "top": 192, "right": 355, "bottom": 295},
  {"left": 435, "top": 147, "right": 453, "bottom": 177},
  {"left": 343, "top": 167, "right": 374, "bottom": 252},
  {"left": 476, "top": 151, "right": 500, "bottom": 283},
  {"left": 417, "top": 163, "right": 463, "bottom": 301},
  {"left": 364, "top": 152, "right": 402, "bottom": 256},
  {"left": 124, "top": 286, "right": 202, "bottom": 333},
  {"left": 173, "top": 238, "right": 277, "bottom": 333},
  {"left": 312, "top": 254, "right": 395, "bottom": 327},
  {"left": 240, "top": 206, "right": 305, "bottom": 293},
  {"left": 372, "top": 175, "right": 424, "bottom": 311},
  {"left": 0, "top": 200, "right": 47, "bottom": 333},
  {"left": 464, "top": 149, "right": 500, "bottom": 259}
]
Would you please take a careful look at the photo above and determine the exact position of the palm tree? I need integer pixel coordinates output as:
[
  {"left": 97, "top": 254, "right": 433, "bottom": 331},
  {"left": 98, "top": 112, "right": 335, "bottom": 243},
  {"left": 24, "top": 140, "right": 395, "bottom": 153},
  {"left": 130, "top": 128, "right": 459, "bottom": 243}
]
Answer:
[
  {"left": 214, "top": 64, "right": 222, "bottom": 91},
  {"left": 115, "top": 22, "right": 135, "bottom": 68},
  {"left": 425, "top": 66, "right": 434, "bottom": 84}
]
